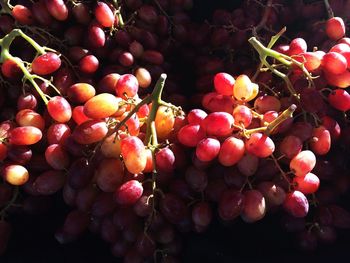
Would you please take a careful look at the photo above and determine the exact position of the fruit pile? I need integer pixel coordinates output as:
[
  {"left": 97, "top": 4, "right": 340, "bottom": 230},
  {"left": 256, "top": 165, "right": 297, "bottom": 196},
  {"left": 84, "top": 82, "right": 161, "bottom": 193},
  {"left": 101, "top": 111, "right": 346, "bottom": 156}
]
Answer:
[{"left": 1, "top": 0, "right": 350, "bottom": 262}]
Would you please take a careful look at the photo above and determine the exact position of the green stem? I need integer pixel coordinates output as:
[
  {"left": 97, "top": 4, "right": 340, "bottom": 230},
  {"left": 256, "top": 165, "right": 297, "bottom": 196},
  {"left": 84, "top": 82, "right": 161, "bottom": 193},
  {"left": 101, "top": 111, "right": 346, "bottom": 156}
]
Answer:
[
  {"left": 252, "top": 27, "right": 287, "bottom": 80},
  {"left": 3, "top": 52, "right": 49, "bottom": 104},
  {"left": 264, "top": 104, "right": 296, "bottom": 135},
  {"left": 0, "top": 0, "right": 13, "bottom": 14},
  {"left": 113, "top": 95, "right": 152, "bottom": 138},
  {"left": 144, "top": 74, "right": 167, "bottom": 146},
  {"left": 243, "top": 104, "right": 296, "bottom": 136},
  {"left": 249, "top": 36, "right": 302, "bottom": 99},
  {"left": 112, "top": 0, "right": 125, "bottom": 27},
  {"left": 0, "top": 29, "right": 46, "bottom": 63}
]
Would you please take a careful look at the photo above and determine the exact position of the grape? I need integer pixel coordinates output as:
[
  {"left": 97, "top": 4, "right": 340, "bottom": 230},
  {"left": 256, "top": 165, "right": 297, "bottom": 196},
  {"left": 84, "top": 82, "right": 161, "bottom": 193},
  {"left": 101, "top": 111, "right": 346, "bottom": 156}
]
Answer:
[
  {"left": 100, "top": 133, "right": 122, "bottom": 158},
  {"left": 218, "top": 189, "right": 245, "bottom": 221},
  {"left": 185, "top": 166, "right": 208, "bottom": 192},
  {"left": 254, "top": 95, "right": 281, "bottom": 114},
  {"left": 328, "top": 89, "right": 350, "bottom": 111},
  {"left": 0, "top": 143, "right": 8, "bottom": 162},
  {"left": 293, "top": 172, "right": 320, "bottom": 194},
  {"left": 257, "top": 182, "right": 286, "bottom": 207},
  {"left": 96, "top": 158, "right": 124, "bottom": 192},
  {"left": 115, "top": 180, "right": 143, "bottom": 205},
  {"left": 9, "top": 126, "right": 42, "bottom": 145},
  {"left": 67, "top": 83, "right": 96, "bottom": 104},
  {"left": 72, "top": 120, "right": 108, "bottom": 145},
  {"left": 68, "top": 158, "right": 96, "bottom": 194},
  {"left": 326, "top": 17, "right": 346, "bottom": 40},
  {"left": 16, "top": 109, "right": 45, "bottom": 131},
  {"left": 156, "top": 147, "right": 176, "bottom": 173},
  {"left": 120, "top": 136, "right": 147, "bottom": 174},
  {"left": 47, "top": 96, "right": 72, "bottom": 123},
  {"left": 7, "top": 145, "right": 32, "bottom": 165},
  {"left": 177, "top": 124, "right": 206, "bottom": 147},
  {"left": 45, "top": 0, "right": 68, "bottom": 21},
  {"left": 324, "top": 69, "right": 350, "bottom": 88},
  {"left": 330, "top": 43, "right": 350, "bottom": 53},
  {"left": 94, "top": 2, "right": 115, "bottom": 27},
  {"left": 232, "top": 105, "right": 252, "bottom": 128},
  {"left": 237, "top": 153, "right": 259, "bottom": 177},
  {"left": 72, "top": 106, "right": 91, "bottom": 125},
  {"left": 278, "top": 135, "right": 302, "bottom": 159},
  {"left": 116, "top": 74, "right": 139, "bottom": 99},
  {"left": 47, "top": 123, "right": 71, "bottom": 145},
  {"left": 241, "top": 190, "right": 266, "bottom": 223},
  {"left": 201, "top": 112, "right": 234, "bottom": 137},
  {"left": 290, "top": 150, "right": 316, "bottom": 177},
  {"left": 17, "top": 93, "right": 37, "bottom": 111},
  {"left": 142, "top": 50, "right": 164, "bottom": 65},
  {"left": 288, "top": 121, "right": 313, "bottom": 142},
  {"left": 192, "top": 201, "right": 212, "bottom": 228},
  {"left": 187, "top": 109, "right": 207, "bottom": 124},
  {"left": 88, "top": 25, "right": 106, "bottom": 48},
  {"left": 296, "top": 52, "right": 321, "bottom": 72},
  {"left": 195, "top": 137, "right": 220, "bottom": 162},
  {"left": 45, "top": 144, "right": 70, "bottom": 170},
  {"left": 218, "top": 136, "right": 245, "bottom": 166},
  {"left": 321, "top": 52, "right": 347, "bottom": 75},
  {"left": 138, "top": 5, "right": 158, "bottom": 24},
  {"left": 160, "top": 193, "right": 188, "bottom": 224},
  {"left": 12, "top": 5, "right": 34, "bottom": 25},
  {"left": 309, "top": 126, "right": 331, "bottom": 155},
  {"left": 91, "top": 192, "right": 117, "bottom": 218},
  {"left": 233, "top": 74, "right": 253, "bottom": 101},
  {"left": 134, "top": 68, "right": 151, "bottom": 88},
  {"left": 84, "top": 93, "right": 120, "bottom": 119},
  {"left": 31, "top": 52, "right": 61, "bottom": 75},
  {"left": 245, "top": 132, "right": 275, "bottom": 158},
  {"left": 214, "top": 72, "right": 234, "bottom": 96},
  {"left": 155, "top": 106, "right": 175, "bottom": 140},
  {"left": 79, "top": 55, "right": 99, "bottom": 74},
  {"left": 283, "top": 190, "right": 309, "bottom": 218},
  {"left": 33, "top": 170, "right": 65, "bottom": 195},
  {"left": 72, "top": 2, "right": 91, "bottom": 24},
  {"left": 288, "top": 38, "right": 307, "bottom": 56},
  {"left": 2, "top": 164, "right": 29, "bottom": 186}
]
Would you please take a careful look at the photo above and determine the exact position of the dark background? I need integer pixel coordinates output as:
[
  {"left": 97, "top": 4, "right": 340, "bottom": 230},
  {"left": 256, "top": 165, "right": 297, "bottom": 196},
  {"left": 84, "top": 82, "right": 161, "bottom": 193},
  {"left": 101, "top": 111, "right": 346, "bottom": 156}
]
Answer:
[{"left": 2, "top": 0, "right": 350, "bottom": 262}]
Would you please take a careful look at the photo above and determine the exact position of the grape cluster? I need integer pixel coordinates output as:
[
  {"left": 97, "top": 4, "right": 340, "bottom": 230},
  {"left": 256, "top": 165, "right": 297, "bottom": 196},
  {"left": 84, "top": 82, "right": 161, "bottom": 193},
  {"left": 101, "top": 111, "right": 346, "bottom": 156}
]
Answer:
[{"left": 0, "top": 0, "right": 350, "bottom": 262}]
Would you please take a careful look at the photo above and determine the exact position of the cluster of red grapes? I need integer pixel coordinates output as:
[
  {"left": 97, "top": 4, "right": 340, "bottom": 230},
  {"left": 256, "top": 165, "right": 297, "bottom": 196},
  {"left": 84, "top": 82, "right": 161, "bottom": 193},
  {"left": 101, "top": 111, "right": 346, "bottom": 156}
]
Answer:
[{"left": 0, "top": 0, "right": 350, "bottom": 262}]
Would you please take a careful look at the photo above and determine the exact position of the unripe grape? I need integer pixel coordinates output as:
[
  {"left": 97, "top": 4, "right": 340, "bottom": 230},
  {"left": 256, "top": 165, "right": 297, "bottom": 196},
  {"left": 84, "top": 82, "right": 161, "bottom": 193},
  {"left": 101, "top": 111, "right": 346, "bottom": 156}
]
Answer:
[{"left": 233, "top": 74, "right": 253, "bottom": 101}]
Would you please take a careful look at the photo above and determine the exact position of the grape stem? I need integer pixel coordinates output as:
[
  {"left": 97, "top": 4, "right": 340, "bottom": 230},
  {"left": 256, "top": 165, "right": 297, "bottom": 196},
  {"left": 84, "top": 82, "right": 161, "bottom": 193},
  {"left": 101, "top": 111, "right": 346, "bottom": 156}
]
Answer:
[
  {"left": 0, "top": 186, "right": 19, "bottom": 220},
  {"left": 0, "top": 29, "right": 63, "bottom": 104},
  {"left": 252, "top": 0, "right": 274, "bottom": 36},
  {"left": 323, "top": 0, "right": 334, "bottom": 18},
  {"left": 0, "top": 0, "right": 12, "bottom": 14},
  {"left": 249, "top": 34, "right": 315, "bottom": 98},
  {"left": 252, "top": 27, "right": 286, "bottom": 80},
  {"left": 242, "top": 104, "right": 296, "bottom": 137},
  {"left": 112, "top": 0, "right": 125, "bottom": 28},
  {"left": 111, "top": 74, "right": 180, "bottom": 238},
  {"left": 270, "top": 154, "right": 291, "bottom": 190}
]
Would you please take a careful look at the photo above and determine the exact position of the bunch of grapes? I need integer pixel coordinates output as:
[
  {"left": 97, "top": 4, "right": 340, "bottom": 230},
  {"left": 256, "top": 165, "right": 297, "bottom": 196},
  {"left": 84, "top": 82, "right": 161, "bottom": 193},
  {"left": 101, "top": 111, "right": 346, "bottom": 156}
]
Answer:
[{"left": 0, "top": 0, "right": 350, "bottom": 262}]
